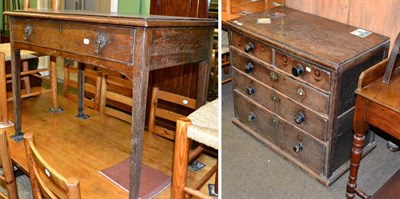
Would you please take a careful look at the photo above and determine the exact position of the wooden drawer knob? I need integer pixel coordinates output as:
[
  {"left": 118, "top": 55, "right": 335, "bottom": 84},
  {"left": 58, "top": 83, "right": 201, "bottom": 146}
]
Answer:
[
  {"left": 292, "top": 65, "right": 304, "bottom": 77},
  {"left": 244, "top": 62, "right": 254, "bottom": 73},
  {"left": 294, "top": 112, "right": 306, "bottom": 124},
  {"left": 246, "top": 86, "right": 255, "bottom": 95},
  {"left": 248, "top": 113, "right": 256, "bottom": 122},
  {"left": 244, "top": 43, "right": 254, "bottom": 53},
  {"left": 293, "top": 143, "right": 303, "bottom": 153}
]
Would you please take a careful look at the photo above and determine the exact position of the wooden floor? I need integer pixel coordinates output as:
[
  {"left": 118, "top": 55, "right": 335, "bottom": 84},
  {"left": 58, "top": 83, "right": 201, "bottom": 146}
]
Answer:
[{"left": 3, "top": 92, "right": 217, "bottom": 199}]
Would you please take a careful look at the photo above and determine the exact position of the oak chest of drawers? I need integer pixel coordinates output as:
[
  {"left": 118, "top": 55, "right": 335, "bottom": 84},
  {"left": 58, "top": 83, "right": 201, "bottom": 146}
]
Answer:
[{"left": 225, "top": 7, "right": 390, "bottom": 185}]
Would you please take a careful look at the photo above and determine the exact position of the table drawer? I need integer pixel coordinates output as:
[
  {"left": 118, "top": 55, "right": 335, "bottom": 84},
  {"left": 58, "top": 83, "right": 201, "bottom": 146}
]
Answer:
[
  {"left": 233, "top": 91, "right": 326, "bottom": 174},
  {"left": 11, "top": 18, "right": 135, "bottom": 65},
  {"left": 230, "top": 31, "right": 272, "bottom": 64},
  {"left": 231, "top": 50, "right": 330, "bottom": 115},
  {"left": 275, "top": 50, "right": 331, "bottom": 93},
  {"left": 233, "top": 69, "right": 328, "bottom": 141}
]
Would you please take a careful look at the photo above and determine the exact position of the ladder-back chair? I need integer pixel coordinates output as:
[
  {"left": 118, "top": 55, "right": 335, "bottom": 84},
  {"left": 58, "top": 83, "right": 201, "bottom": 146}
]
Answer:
[{"left": 24, "top": 133, "right": 81, "bottom": 199}]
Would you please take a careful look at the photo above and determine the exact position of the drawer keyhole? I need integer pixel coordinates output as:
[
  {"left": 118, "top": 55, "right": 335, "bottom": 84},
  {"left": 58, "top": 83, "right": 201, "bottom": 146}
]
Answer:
[{"left": 269, "top": 72, "right": 279, "bottom": 81}]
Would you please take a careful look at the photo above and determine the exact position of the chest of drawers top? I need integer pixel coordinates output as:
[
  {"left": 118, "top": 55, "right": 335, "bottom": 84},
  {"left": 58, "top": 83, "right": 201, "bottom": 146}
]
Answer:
[{"left": 225, "top": 7, "right": 389, "bottom": 71}]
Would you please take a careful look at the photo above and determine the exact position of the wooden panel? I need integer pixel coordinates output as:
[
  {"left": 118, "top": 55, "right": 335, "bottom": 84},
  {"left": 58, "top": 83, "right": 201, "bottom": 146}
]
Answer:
[
  {"left": 287, "top": 0, "right": 400, "bottom": 49},
  {"left": 348, "top": 0, "right": 400, "bottom": 49},
  {"left": 150, "top": 0, "right": 209, "bottom": 18}
]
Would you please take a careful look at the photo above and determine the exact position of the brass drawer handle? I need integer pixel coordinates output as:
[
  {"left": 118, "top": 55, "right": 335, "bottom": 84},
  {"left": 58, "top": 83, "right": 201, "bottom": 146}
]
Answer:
[
  {"left": 94, "top": 32, "right": 108, "bottom": 55},
  {"left": 271, "top": 94, "right": 280, "bottom": 103},
  {"left": 269, "top": 72, "right": 278, "bottom": 81},
  {"left": 293, "top": 143, "right": 303, "bottom": 153},
  {"left": 294, "top": 112, "right": 306, "bottom": 124},
  {"left": 246, "top": 86, "right": 255, "bottom": 95},
  {"left": 248, "top": 113, "right": 256, "bottom": 122},
  {"left": 244, "top": 62, "right": 254, "bottom": 73},
  {"left": 270, "top": 116, "right": 279, "bottom": 126},
  {"left": 24, "top": 24, "right": 33, "bottom": 41},
  {"left": 244, "top": 43, "right": 254, "bottom": 53}
]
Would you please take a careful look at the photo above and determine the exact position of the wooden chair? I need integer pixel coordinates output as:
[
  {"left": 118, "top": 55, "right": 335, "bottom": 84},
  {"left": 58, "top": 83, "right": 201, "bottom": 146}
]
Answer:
[
  {"left": 99, "top": 73, "right": 133, "bottom": 123},
  {"left": 172, "top": 99, "right": 219, "bottom": 199},
  {"left": 0, "top": 129, "right": 18, "bottom": 199},
  {"left": 346, "top": 33, "right": 400, "bottom": 198},
  {"left": 148, "top": 87, "right": 197, "bottom": 140},
  {"left": 23, "top": 133, "right": 81, "bottom": 199},
  {"left": 63, "top": 64, "right": 102, "bottom": 111},
  {"left": 0, "top": 44, "right": 48, "bottom": 127}
]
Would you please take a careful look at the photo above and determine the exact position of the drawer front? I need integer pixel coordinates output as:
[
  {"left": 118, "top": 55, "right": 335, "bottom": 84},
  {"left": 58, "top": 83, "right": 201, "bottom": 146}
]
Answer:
[
  {"left": 233, "top": 69, "right": 328, "bottom": 141},
  {"left": 275, "top": 50, "right": 331, "bottom": 93},
  {"left": 11, "top": 18, "right": 135, "bottom": 64},
  {"left": 231, "top": 31, "right": 272, "bottom": 64},
  {"left": 233, "top": 91, "right": 326, "bottom": 174},
  {"left": 231, "top": 50, "right": 329, "bottom": 115}
]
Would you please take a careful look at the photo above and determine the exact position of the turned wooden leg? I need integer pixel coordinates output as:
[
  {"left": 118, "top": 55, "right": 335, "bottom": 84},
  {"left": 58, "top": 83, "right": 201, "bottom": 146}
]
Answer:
[
  {"left": 22, "top": 61, "right": 31, "bottom": 94},
  {"left": 172, "top": 118, "right": 191, "bottom": 199},
  {"left": 49, "top": 56, "right": 63, "bottom": 113},
  {"left": 346, "top": 96, "right": 369, "bottom": 198}
]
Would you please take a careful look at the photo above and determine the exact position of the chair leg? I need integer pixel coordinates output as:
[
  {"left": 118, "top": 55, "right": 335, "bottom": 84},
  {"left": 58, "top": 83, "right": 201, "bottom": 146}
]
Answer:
[
  {"left": 214, "top": 161, "right": 218, "bottom": 194},
  {"left": 0, "top": 53, "right": 9, "bottom": 126},
  {"left": 172, "top": 118, "right": 192, "bottom": 199}
]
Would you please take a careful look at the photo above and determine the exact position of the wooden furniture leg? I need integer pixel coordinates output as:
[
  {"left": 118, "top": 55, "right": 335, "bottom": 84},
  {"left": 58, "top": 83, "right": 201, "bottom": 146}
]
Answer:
[
  {"left": 76, "top": 63, "right": 88, "bottom": 119},
  {"left": 346, "top": 97, "right": 369, "bottom": 199},
  {"left": 129, "top": 28, "right": 151, "bottom": 199},
  {"left": 0, "top": 129, "right": 18, "bottom": 199},
  {"left": 22, "top": 61, "right": 31, "bottom": 94},
  {"left": 10, "top": 48, "right": 23, "bottom": 141},
  {"left": 172, "top": 118, "right": 191, "bottom": 199},
  {"left": 49, "top": 56, "right": 62, "bottom": 113},
  {"left": 0, "top": 53, "right": 12, "bottom": 127}
]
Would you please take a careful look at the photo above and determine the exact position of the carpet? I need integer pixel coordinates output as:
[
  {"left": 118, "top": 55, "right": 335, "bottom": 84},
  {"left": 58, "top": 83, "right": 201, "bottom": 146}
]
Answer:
[{"left": 99, "top": 159, "right": 171, "bottom": 199}]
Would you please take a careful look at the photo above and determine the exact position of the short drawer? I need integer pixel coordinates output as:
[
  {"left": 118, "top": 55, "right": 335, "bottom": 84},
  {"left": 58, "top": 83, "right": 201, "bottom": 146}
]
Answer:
[
  {"left": 230, "top": 31, "right": 272, "bottom": 64},
  {"left": 11, "top": 18, "right": 135, "bottom": 65},
  {"left": 233, "top": 69, "right": 328, "bottom": 141},
  {"left": 231, "top": 50, "right": 330, "bottom": 115},
  {"left": 275, "top": 50, "right": 331, "bottom": 93},
  {"left": 233, "top": 91, "right": 326, "bottom": 174}
]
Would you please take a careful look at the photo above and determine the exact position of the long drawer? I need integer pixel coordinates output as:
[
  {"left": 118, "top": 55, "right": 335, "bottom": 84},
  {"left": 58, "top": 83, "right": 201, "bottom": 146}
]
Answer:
[
  {"left": 231, "top": 49, "right": 330, "bottom": 115},
  {"left": 11, "top": 18, "right": 135, "bottom": 65},
  {"left": 233, "top": 69, "right": 329, "bottom": 141},
  {"left": 233, "top": 90, "right": 326, "bottom": 174}
]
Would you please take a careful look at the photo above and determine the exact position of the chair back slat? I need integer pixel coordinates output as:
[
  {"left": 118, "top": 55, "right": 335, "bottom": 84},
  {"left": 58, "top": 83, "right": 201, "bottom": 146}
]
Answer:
[{"left": 24, "top": 133, "right": 81, "bottom": 199}]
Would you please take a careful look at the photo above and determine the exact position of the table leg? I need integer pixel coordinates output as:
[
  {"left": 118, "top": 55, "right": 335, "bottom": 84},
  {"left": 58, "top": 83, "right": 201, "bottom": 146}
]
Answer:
[
  {"left": 346, "top": 96, "right": 369, "bottom": 198},
  {"left": 10, "top": 49, "right": 23, "bottom": 141},
  {"left": 196, "top": 60, "right": 211, "bottom": 108},
  {"left": 49, "top": 56, "right": 63, "bottom": 113},
  {"left": 76, "top": 63, "right": 89, "bottom": 119},
  {"left": 129, "top": 69, "right": 149, "bottom": 199}
]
